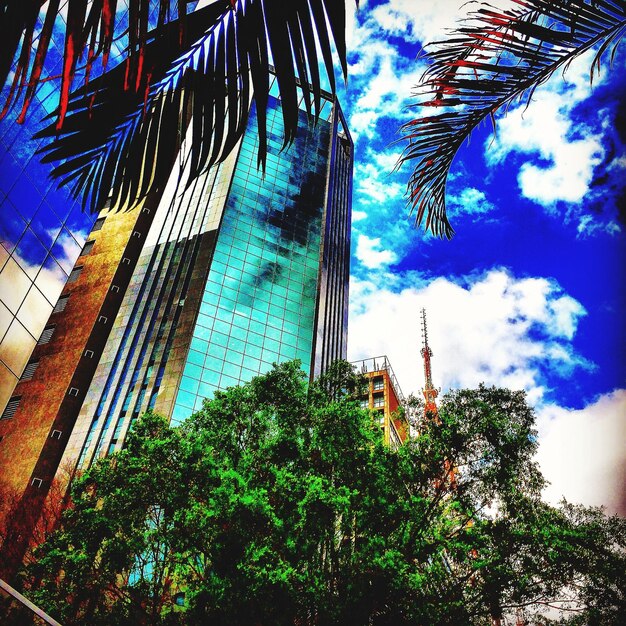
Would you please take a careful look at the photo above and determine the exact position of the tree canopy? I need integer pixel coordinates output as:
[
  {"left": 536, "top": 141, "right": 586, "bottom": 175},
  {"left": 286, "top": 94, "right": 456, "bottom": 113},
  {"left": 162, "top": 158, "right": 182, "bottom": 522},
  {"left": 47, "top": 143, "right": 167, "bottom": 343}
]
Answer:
[{"left": 6, "top": 360, "right": 626, "bottom": 625}]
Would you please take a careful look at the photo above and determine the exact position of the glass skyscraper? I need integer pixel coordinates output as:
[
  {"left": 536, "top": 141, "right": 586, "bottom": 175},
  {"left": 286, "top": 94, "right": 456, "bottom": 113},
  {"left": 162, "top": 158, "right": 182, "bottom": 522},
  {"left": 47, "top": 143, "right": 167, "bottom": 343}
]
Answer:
[
  {"left": 69, "top": 94, "right": 351, "bottom": 473},
  {"left": 0, "top": 85, "right": 352, "bottom": 524},
  {"left": 0, "top": 54, "right": 96, "bottom": 413},
  {"left": 0, "top": 2, "right": 351, "bottom": 584}
]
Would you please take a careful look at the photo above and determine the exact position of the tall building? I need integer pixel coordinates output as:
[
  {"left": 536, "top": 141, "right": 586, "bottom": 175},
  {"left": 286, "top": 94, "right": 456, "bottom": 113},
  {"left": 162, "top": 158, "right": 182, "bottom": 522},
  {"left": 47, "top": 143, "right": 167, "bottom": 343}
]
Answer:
[
  {"left": 352, "top": 355, "right": 409, "bottom": 449},
  {"left": 0, "top": 71, "right": 96, "bottom": 414},
  {"left": 0, "top": 84, "right": 352, "bottom": 575},
  {"left": 0, "top": 0, "right": 197, "bottom": 416}
]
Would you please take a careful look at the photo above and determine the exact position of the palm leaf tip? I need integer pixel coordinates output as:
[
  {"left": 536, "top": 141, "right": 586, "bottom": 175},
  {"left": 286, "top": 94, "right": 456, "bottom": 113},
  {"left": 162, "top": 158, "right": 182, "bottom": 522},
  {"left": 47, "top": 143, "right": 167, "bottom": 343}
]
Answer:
[
  {"left": 400, "top": 0, "right": 626, "bottom": 238},
  {"left": 24, "top": 0, "right": 352, "bottom": 217}
]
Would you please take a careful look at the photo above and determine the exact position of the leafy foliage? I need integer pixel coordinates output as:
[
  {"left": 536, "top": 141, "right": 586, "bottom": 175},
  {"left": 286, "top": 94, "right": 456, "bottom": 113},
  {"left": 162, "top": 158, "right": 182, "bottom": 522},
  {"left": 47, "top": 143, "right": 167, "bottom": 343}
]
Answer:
[
  {"left": 400, "top": 0, "right": 626, "bottom": 238},
  {"left": 12, "top": 361, "right": 626, "bottom": 625},
  {"left": 3, "top": 1, "right": 351, "bottom": 215}
]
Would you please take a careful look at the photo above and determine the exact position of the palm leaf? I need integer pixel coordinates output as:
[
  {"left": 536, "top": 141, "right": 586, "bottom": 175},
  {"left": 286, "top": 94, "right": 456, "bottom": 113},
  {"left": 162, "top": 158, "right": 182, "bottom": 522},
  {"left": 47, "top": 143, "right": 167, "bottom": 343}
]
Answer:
[
  {"left": 0, "top": 0, "right": 191, "bottom": 125},
  {"left": 34, "top": 0, "right": 349, "bottom": 215},
  {"left": 399, "top": 0, "right": 626, "bottom": 239}
]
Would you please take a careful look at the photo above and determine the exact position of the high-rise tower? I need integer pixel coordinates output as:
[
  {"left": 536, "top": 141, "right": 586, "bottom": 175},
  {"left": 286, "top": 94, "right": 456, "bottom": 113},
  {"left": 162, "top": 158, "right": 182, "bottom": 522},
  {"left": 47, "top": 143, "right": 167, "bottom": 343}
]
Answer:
[{"left": 0, "top": 84, "right": 352, "bottom": 576}]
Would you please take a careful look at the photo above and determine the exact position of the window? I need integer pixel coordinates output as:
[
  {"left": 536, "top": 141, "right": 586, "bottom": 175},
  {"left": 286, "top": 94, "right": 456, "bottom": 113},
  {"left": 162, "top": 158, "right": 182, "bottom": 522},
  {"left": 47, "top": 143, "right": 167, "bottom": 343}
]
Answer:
[
  {"left": 52, "top": 295, "right": 69, "bottom": 314},
  {"left": 51, "top": 430, "right": 62, "bottom": 439},
  {"left": 38, "top": 325, "right": 55, "bottom": 345},
  {"left": 142, "top": 207, "right": 151, "bottom": 214},
  {"left": 67, "top": 266, "right": 83, "bottom": 283},
  {"left": 92, "top": 217, "right": 106, "bottom": 231},
  {"left": 80, "top": 240, "right": 95, "bottom": 256},
  {"left": 122, "top": 257, "right": 131, "bottom": 265},
  {"left": 84, "top": 349, "right": 95, "bottom": 359},
  {"left": 132, "top": 231, "right": 142, "bottom": 238},
  {"left": 359, "top": 398, "right": 369, "bottom": 409},
  {"left": 1, "top": 397, "right": 21, "bottom": 420},
  {"left": 20, "top": 360, "right": 39, "bottom": 381},
  {"left": 111, "top": 284, "right": 120, "bottom": 293},
  {"left": 373, "top": 394, "right": 384, "bottom": 408},
  {"left": 31, "top": 478, "right": 43, "bottom": 488},
  {"left": 68, "top": 387, "right": 79, "bottom": 396},
  {"left": 372, "top": 376, "right": 384, "bottom": 391},
  {"left": 98, "top": 316, "right": 108, "bottom": 324}
]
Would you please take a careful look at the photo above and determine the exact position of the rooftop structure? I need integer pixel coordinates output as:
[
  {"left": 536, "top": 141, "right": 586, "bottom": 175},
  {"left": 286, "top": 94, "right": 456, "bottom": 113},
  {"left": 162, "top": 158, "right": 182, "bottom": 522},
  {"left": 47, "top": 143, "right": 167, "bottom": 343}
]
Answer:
[{"left": 352, "top": 355, "right": 409, "bottom": 449}]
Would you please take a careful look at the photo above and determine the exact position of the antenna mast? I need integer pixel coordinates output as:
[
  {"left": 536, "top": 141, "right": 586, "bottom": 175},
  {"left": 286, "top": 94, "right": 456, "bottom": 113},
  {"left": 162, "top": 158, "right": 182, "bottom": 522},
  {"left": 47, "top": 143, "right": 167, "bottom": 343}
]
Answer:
[{"left": 420, "top": 308, "right": 439, "bottom": 418}]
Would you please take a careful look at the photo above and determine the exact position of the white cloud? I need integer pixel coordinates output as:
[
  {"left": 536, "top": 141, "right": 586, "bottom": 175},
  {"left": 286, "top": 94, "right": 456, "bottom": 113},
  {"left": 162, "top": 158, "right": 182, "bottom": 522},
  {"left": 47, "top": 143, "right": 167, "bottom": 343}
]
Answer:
[
  {"left": 348, "top": 268, "right": 588, "bottom": 404},
  {"left": 355, "top": 234, "right": 398, "bottom": 269},
  {"left": 344, "top": 3, "right": 445, "bottom": 141},
  {"left": 536, "top": 390, "right": 626, "bottom": 516},
  {"left": 449, "top": 187, "right": 495, "bottom": 216},
  {"left": 368, "top": 0, "right": 496, "bottom": 44},
  {"left": 348, "top": 54, "right": 424, "bottom": 140},
  {"left": 355, "top": 159, "right": 404, "bottom": 204},
  {"left": 352, "top": 210, "right": 368, "bottom": 222},
  {"left": 486, "top": 50, "right": 608, "bottom": 208},
  {"left": 576, "top": 214, "right": 622, "bottom": 237}
]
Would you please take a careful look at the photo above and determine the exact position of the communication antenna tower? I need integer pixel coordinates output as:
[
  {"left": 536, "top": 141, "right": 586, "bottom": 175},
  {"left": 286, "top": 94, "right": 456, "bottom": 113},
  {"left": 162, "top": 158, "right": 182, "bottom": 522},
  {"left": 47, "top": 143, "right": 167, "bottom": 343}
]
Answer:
[{"left": 420, "top": 308, "right": 439, "bottom": 419}]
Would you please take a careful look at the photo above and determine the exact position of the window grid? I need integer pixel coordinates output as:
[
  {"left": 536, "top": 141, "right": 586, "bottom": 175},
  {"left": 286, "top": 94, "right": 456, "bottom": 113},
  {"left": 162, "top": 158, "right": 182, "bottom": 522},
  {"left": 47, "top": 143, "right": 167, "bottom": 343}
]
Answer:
[
  {"left": 20, "top": 360, "right": 39, "bottom": 381},
  {"left": 1, "top": 396, "right": 21, "bottom": 419},
  {"left": 173, "top": 97, "right": 332, "bottom": 418}
]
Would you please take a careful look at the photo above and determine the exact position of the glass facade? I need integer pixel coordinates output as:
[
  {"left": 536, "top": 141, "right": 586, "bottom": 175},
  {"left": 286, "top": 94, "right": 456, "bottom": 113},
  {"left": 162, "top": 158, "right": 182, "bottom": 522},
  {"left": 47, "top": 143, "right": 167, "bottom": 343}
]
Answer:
[
  {"left": 172, "top": 100, "right": 332, "bottom": 421},
  {"left": 0, "top": 76, "right": 96, "bottom": 411},
  {"left": 57, "top": 89, "right": 351, "bottom": 471},
  {"left": 0, "top": 1, "right": 202, "bottom": 413}
]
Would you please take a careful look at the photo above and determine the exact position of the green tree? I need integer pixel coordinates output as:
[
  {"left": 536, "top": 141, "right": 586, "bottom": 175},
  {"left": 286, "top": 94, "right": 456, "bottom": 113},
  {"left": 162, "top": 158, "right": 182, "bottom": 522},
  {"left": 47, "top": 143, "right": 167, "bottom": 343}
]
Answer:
[{"left": 14, "top": 361, "right": 626, "bottom": 625}]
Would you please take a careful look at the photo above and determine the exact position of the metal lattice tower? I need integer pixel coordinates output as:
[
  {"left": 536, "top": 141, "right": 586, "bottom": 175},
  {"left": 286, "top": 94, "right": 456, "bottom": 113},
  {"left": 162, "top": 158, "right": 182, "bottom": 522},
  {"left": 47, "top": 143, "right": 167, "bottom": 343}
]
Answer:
[{"left": 420, "top": 308, "right": 439, "bottom": 419}]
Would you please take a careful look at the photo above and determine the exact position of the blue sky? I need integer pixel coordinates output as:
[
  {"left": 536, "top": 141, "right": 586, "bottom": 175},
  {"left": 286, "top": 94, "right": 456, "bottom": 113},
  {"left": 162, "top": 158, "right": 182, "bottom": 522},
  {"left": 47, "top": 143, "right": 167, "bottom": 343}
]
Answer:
[{"left": 340, "top": 0, "right": 625, "bottom": 514}]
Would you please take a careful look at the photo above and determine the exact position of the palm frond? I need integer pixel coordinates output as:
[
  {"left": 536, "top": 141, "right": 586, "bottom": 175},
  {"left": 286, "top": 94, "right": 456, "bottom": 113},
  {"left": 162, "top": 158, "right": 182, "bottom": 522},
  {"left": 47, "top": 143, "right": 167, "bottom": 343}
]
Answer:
[
  {"left": 33, "top": 0, "right": 348, "bottom": 215},
  {"left": 30, "top": 0, "right": 345, "bottom": 211},
  {"left": 0, "top": 0, "right": 195, "bottom": 125},
  {"left": 399, "top": 0, "right": 626, "bottom": 239}
]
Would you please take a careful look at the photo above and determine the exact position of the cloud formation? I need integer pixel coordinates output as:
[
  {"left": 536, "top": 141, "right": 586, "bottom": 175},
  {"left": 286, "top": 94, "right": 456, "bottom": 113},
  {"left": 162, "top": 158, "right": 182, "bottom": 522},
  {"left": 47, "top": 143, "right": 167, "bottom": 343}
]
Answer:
[
  {"left": 349, "top": 268, "right": 589, "bottom": 403},
  {"left": 536, "top": 390, "right": 626, "bottom": 516},
  {"left": 355, "top": 234, "right": 398, "bottom": 269},
  {"left": 483, "top": 48, "right": 623, "bottom": 233},
  {"left": 448, "top": 187, "right": 495, "bottom": 217},
  {"left": 487, "top": 79, "right": 605, "bottom": 206}
]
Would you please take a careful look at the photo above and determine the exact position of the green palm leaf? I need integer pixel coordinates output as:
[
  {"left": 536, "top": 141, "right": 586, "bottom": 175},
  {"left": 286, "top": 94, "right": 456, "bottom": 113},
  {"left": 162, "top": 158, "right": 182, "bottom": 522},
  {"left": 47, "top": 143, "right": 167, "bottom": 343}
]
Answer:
[
  {"left": 0, "top": 0, "right": 194, "bottom": 125},
  {"left": 399, "top": 0, "right": 626, "bottom": 239},
  {"left": 13, "top": 0, "right": 349, "bottom": 214}
]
